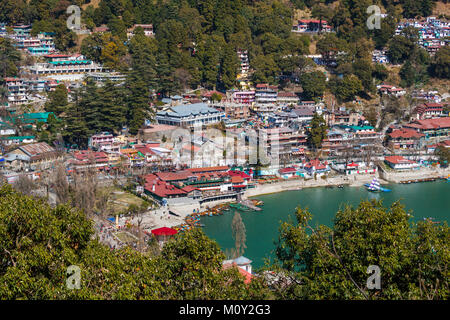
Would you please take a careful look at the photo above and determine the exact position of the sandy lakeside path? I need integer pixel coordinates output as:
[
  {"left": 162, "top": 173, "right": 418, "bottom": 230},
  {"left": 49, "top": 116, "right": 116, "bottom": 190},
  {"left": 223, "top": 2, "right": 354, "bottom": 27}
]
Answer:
[
  {"left": 380, "top": 167, "right": 450, "bottom": 183},
  {"left": 244, "top": 174, "right": 381, "bottom": 197}
]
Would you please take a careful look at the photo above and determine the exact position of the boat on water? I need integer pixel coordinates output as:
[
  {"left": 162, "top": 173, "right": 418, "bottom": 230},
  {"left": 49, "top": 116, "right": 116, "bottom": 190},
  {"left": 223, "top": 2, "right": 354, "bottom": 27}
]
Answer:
[{"left": 364, "top": 177, "right": 391, "bottom": 192}]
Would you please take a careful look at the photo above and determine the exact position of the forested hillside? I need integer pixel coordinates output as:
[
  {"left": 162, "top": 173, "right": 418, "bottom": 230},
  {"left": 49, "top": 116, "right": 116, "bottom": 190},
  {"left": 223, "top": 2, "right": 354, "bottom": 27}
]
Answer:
[{"left": 1, "top": 0, "right": 447, "bottom": 95}]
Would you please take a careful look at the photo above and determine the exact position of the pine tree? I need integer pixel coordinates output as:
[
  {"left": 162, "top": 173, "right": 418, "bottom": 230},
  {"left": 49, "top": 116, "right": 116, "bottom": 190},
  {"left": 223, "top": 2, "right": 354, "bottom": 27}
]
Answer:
[
  {"left": 219, "top": 43, "right": 239, "bottom": 90},
  {"left": 44, "top": 84, "right": 68, "bottom": 115},
  {"left": 126, "top": 70, "right": 153, "bottom": 135},
  {"left": 231, "top": 211, "right": 247, "bottom": 258},
  {"left": 307, "top": 113, "right": 328, "bottom": 150}
]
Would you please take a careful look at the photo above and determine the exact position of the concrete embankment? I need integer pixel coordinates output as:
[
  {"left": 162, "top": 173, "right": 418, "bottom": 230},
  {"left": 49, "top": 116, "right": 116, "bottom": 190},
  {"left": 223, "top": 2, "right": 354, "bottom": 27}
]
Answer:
[
  {"left": 379, "top": 167, "right": 450, "bottom": 183},
  {"left": 244, "top": 174, "right": 382, "bottom": 197}
]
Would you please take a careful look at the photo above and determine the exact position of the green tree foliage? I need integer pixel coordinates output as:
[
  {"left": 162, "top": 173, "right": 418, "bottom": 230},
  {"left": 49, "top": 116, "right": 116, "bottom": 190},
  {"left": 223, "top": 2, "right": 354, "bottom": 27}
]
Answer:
[
  {"left": 252, "top": 54, "right": 280, "bottom": 85},
  {"left": 231, "top": 212, "right": 247, "bottom": 258},
  {"left": 386, "top": 27, "right": 420, "bottom": 65},
  {"left": 434, "top": 145, "right": 450, "bottom": 168},
  {"left": 316, "top": 33, "right": 348, "bottom": 61},
  {"left": 371, "top": 17, "right": 397, "bottom": 50},
  {"left": 0, "top": 38, "right": 21, "bottom": 78},
  {"left": 81, "top": 33, "right": 127, "bottom": 70},
  {"left": 62, "top": 79, "right": 126, "bottom": 148},
  {"left": 220, "top": 44, "right": 239, "bottom": 90},
  {"left": 363, "top": 106, "right": 378, "bottom": 127},
  {"left": 332, "top": 75, "right": 363, "bottom": 102},
  {"left": 126, "top": 69, "right": 153, "bottom": 135},
  {"left": 372, "top": 64, "right": 389, "bottom": 82},
  {"left": 155, "top": 228, "right": 269, "bottom": 299},
  {"left": 0, "top": 184, "right": 93, "bottom": 299},
  {"left": 0, "top": 186, "right": 270, "bottom": 299},
  {"left": 273, "top": 200, "right": 449, "bottom": 299},
  {"left": 300, "top": 71, "right": 326, "bottom": 101},
  {"left": 307, "top": 113, "right": 328, "bottom": 149},
  {"left": 402, "top": 0, "right": 435, "bottom": 19},
  {"left": 352, "top": 59, "right": 375, "bottom": 93},
  {"left": 399, "top": 48, "right": 430, "bottom": 87},
  {"left": 45, "top": 84, "right": 68, "bottom": 116},
  {"left": 429, "top": 46, "right": 450, "bottom": 79}
]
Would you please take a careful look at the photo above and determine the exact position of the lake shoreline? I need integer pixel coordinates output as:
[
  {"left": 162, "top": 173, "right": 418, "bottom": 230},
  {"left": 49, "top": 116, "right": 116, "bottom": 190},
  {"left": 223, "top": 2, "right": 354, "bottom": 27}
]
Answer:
[
  {"left": 200, "top": 178, "right": 450, "bottom": 268},
  {"left": 165, "top": 167, "right": 450, "bottom": 231},
  {"left": 244, "top": 167, "right": 450, "bottom": 198}
]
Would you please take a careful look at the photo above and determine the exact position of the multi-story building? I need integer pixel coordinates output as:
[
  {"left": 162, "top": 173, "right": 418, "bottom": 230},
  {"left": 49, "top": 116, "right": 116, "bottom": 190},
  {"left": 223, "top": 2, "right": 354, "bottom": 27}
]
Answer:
[
  {"left": 88, "top": 72, "right": 126, "bottom": 84},
  {"left": 323, "top": 109, "right": 360, "bottom": 127},
  {"left": 259, "top": 127, "right": 307, "bottom": 159},
  {"left": 3, "top": 78, "right": 29, "bottom": 105},
  {"left": 28, "top": 54, "right": 105, "bottom": 80},
  {"left": 3, "top": 142, "right": 62, "bottom": 170},
  {"left": 267, "top": 111, "right": 300, "bottom": 127},
  {"left": 411, "top": 90, "right": 442, "bottom": 103},
  {"left": 384, "top": 156, "right": 420, "bottom": 170},
  {"left": 252, "top": 84, "right": 278, "bottom": 114},
  {"left": 377, "top": 84, "right": 406, "bottom": 97},
  {"left": 223, "top": 103, "right": 250, "bottom": 119},
  {"left": 395, "top": 17, "right": 450, "bottom": 56},
  {"left": 237, "top": 49, "right": 250, "bottom": 75},
  {"left": 89, "top": 132, "right": 114, "bottom": 148},
  {"left": 412, "top": 103, "right": 445, "bottom": 120},
  {"left": 156, "top": 103, "right": 225, "bottom": 127},
  {"left": 291, "top": 106, "right": 315, "bottom": 123},
  {"left": 255, "top": 84, "right": 278, "bottom": 104},
  {"left": 12, "top": 25, "right": 31, "bottom": 38},
  {"left": 277, "top": 91, "right": 299, "bottom": 105},
  {"left": 404, "top": 117, "right": 450, "bottom": 139},
  {"left": 228, "top": 90, "right": 255, "bottom": 104},
  {"left": 386, "top": 128, "right": 425, "bottom": 150},
  {"left": 372, "top": 49, "right": 390, "bottom": 64}
]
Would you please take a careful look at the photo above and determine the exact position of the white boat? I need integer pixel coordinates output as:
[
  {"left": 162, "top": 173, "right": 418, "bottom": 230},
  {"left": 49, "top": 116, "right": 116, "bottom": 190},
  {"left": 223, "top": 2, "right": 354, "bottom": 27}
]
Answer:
[{"left": 364, "top": 177, "right": 391, "bottom": 192}]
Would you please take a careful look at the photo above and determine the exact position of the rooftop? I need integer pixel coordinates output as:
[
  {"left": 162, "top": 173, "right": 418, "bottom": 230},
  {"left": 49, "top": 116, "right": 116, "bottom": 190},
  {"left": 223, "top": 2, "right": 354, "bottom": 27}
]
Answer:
[{"left": 156, "top": 103, "right": 222, "bottom": 118}]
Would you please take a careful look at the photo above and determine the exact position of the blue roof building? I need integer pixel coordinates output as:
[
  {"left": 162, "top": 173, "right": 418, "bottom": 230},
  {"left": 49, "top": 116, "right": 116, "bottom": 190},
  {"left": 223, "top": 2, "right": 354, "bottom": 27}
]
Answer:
[{"left": 156, "top": 103, "right": 225, "bottom": 127}]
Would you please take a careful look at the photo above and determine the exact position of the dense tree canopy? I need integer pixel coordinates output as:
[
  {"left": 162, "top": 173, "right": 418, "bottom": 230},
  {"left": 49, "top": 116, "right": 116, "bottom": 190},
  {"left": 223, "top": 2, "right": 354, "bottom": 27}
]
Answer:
[
  {"left": 0, "top": 185, "right": 270, "bottom": 299},
  {"left": 429, "top": 46, "right": 450, "bottom": 79},
  {"left": 272, "top": 200, "right": 449, "bottom": 300},
  {"left": 307, "top": 113, "right": 328, "bottom": 149},
  {"left": 0, "top": 38, "right": 21, "bottom": 78}
]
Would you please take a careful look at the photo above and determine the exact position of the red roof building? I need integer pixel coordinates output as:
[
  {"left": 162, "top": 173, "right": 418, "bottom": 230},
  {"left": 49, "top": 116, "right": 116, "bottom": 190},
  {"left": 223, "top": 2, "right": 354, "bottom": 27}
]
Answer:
[
  {"left": 384, "top": 156, "right": 419, "bottom": 170},
  {"left": 413, "top": 103, "right": 444, "bottom": 120},
  {"left": 387, "top": 128, "right": 425, "bottom": 150},
  {"left": 222, "top": 263, "right": 253, "bottom": 284},
  {"left": 304, "top": 159, "right": 329, "bottom": 173},
  {"left": 404, "top": 117, "right": 450, "bottom": 138},
  {"left": 186, "top": 166, "right": 229, "bottom": 174},
  {"left": 144, "top": 179, "right": 187, "bottom": 199},
  {"left": 151, "top": 227, "right": 178, "bottom": 236},
  {"left": 227, "top": 170, "right": 251, "bottom": 180}
]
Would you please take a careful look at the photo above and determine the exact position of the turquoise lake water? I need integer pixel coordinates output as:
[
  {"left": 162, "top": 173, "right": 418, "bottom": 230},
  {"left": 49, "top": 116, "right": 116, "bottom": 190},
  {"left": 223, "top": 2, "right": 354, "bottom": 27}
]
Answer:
[{"left": 201, "top": 181, "right": 450, "bottom": 268}]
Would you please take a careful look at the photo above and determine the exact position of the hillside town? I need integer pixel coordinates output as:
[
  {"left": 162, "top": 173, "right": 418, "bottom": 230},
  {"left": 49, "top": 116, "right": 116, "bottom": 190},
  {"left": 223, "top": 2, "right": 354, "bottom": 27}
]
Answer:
[
  {"left": 1, "top": 13, "right": 450, "bottom": 254},
  {"left": 0, "top": 0, "right": 449, "bottom": 303}
]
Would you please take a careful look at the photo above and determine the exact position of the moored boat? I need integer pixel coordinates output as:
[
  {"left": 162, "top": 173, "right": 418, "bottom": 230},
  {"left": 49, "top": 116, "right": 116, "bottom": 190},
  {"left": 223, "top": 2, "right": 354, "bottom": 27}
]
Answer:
[{"left": 365, "top": 177, "right": 391, "bottom": 192}]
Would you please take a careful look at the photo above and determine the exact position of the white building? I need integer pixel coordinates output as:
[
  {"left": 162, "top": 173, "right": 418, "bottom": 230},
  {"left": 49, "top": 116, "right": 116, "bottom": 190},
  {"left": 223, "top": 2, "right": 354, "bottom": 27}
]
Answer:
[
  {"left": 28, "top": 54, "right": 105, "bottom": 81},
  {"left": 384, "top": 156, "right": 420, "bottom": 170},
  {"left": 156, "top": 103, "right": 225, "bottom": 127}
]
